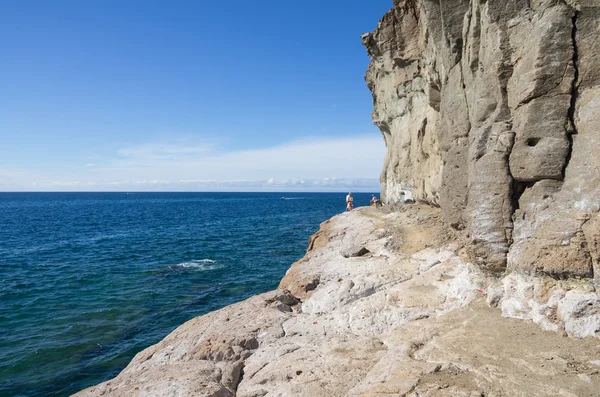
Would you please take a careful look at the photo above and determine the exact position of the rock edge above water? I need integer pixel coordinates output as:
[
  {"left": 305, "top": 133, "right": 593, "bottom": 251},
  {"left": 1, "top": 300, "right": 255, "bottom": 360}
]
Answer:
[{"left": 74, "top": 206, "right": 600, "bottom": 397}]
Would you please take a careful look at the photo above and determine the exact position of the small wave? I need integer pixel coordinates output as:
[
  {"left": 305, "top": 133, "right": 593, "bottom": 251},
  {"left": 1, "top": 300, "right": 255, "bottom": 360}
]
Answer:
[
  {"left": 170, "top": 259, "right": 223, "bottom": 271},
  {"left": 280, "top": 197, "right": 304, "bottom": 200}
]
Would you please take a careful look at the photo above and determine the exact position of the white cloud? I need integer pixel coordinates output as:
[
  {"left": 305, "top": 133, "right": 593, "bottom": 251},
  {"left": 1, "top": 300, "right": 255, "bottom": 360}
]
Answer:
[
  {"left": 115, "top": 141, "right": 214, "bottom": 165},
  {"left": 102, "top": 178, "right": 380, "bottom": 192},
  {"left": 0, "top": 169, "right": 35, "bottom": 190},
  {"left": 6, "top": 177, "right": 381, "bottom": 192},
  {"left": 1, "top": 135, "right": 386, "bottom": 192},
  {"left": 32, "top": 180, "right": 97, "bottom": 188},
  {"left": 134, "top": 180, "right": 170, "bottom": 185},
  {"left": 102, "top": 135, "right": 384, "bottom": 180}
]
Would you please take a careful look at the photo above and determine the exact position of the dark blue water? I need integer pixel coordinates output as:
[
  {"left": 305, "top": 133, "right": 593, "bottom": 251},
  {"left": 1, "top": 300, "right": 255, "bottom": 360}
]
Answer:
[{"left": 0, "top": 192, "right": 373, "bottom": 396}]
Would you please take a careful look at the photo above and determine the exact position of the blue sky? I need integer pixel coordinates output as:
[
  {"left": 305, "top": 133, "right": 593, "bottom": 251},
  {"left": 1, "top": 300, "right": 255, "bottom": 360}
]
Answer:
[{"left": 0, "top": 0, "right": 391, "bottom": 191}]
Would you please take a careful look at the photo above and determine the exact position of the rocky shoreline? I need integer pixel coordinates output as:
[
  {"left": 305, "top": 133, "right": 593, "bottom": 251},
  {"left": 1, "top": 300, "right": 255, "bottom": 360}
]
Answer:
[
  {"left": 74, "top": 0, "right": 600, "bottom": 394},
  {"left": 75, "top": 206, "right": 600, "bottom": 396}
]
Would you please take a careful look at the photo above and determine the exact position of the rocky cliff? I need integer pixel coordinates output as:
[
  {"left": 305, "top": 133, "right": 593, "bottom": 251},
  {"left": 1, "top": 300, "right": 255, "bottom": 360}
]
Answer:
[
  {"left": 72, "top": 1, "right": 600, "bottom": 395},
  {"left": 362, "top": 0, "right": 600, "bottom": 280}
]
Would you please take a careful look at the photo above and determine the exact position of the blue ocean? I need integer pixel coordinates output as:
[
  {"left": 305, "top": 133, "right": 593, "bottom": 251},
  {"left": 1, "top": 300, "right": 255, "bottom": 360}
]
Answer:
[{"left": 0, "top": 192, "right": 373, "bottom": 396}]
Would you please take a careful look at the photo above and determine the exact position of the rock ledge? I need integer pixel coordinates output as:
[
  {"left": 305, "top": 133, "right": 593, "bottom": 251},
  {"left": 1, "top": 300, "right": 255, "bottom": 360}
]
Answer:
[{"left": 75, "top": 206, "right": 600, "bottom": 397}]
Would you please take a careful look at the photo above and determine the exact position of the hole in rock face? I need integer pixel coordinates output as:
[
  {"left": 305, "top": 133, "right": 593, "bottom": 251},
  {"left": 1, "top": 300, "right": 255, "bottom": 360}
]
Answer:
[{"left": 526, "top": 137, "right": 541, "bottom": 147}]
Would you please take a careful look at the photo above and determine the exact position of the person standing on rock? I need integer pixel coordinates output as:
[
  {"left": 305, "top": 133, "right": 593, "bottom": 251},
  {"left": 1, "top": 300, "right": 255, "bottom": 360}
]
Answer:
[
  {"left": 346, "top": 193, "right": 354, "bottom": 211},
  {"left": 371, "top": 194, "right": 383, "bottom": 208}
]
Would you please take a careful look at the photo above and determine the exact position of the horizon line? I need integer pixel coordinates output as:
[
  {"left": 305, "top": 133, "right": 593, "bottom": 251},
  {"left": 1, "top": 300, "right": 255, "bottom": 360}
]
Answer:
[{"left": 0, "top": 190, "right": 381, "bottom": 194}]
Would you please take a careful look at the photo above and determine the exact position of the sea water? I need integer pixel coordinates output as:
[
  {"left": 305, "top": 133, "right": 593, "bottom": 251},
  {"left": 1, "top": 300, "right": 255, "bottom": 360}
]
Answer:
[{"left": 0, "top": 192, "right": 373, "bottom": 396}]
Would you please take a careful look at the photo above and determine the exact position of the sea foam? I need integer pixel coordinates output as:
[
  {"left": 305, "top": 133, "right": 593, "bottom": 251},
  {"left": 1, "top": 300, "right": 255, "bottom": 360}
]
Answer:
[{"left": 172, "top": 259, "right": 223, "bottom": 271}]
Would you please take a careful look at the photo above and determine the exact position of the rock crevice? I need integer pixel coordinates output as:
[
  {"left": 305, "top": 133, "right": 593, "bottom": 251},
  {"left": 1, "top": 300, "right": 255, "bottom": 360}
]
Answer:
[{"left": 565, "top": 9, "right": 580, "bottom": 176}]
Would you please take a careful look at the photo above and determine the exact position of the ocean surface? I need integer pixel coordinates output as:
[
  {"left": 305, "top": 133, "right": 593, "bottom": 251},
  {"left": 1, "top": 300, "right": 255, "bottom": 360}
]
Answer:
[{"left": 0, "top": 192, "right": 373, "bottom": 397}]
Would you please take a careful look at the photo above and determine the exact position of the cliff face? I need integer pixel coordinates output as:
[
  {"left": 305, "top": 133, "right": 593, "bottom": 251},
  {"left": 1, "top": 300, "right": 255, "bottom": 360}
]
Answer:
[{"left": 363, "top": 0, "right": 600, "bottom": 278}]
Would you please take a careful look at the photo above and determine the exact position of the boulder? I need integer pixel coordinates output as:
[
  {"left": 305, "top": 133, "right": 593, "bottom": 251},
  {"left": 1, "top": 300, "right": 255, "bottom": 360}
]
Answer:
[{"left": 340, "top": 246, "right": 370, "bottom": 258}]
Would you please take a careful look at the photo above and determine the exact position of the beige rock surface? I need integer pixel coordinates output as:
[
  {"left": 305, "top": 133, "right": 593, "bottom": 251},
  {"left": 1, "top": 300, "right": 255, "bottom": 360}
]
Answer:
[
  {"left": 364, "top": 0, "right": 600, "bottom": 276},
  {"left": 74, "top": 207, "right": 600, "bottom": 396}
]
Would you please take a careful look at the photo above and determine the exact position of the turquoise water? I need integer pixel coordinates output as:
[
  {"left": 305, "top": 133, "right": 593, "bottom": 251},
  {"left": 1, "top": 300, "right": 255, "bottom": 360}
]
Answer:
[{"left": 0, "top": 192, "right": 372, "bottom": 396}]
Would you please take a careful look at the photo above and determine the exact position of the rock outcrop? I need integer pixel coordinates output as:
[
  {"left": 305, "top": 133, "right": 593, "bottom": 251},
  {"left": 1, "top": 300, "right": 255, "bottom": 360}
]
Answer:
[
  {"left": 72, "top": 2, "right": 600, "bottom": 395},
  {"left": 75, "top": 207, "right": 600, "bottom": 396},
  {"left": 363, "top": 0, "right": 600, "bottom": 279}
]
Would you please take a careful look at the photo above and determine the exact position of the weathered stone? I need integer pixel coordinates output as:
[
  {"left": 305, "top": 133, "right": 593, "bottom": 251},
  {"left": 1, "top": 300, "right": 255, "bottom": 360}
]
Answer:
[
  {"left": 439, "top": 64, "right": 470, "bottom": 229},
  {"left": 558, "top": 290, "right": 600, "bottom": 338},
  {"left": 73, "top": 289, "right": 292, "bottom": 397},
  {"left": 75, "top": 208, "right": 600, "bottom": 397},
  {"left": 340, "top": 246, "right": 370, "bottom": 258},
  {"left": 352, "top": 299, "right": 600, "bottom": 397},
  {"left": 583, "top": 213, "right": 600, "bottom": 288},
  {"left": 364, "top": 0, "right": 600, "bottom": 276}
]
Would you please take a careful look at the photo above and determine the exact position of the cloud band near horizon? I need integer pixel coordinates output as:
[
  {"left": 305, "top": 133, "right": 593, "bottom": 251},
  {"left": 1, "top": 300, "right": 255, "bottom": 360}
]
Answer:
[{"left": 0, "top": 135, "right": 385, "bottom": 192}]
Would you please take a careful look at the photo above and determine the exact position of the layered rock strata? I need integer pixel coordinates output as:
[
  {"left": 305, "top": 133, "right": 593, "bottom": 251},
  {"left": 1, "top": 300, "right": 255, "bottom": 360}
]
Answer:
[
  {"left": 363, "top": 0, "right": 600, "bottom": 278},
  {"left": 75, "top": 207, "right": 600, "bottom": 396}
]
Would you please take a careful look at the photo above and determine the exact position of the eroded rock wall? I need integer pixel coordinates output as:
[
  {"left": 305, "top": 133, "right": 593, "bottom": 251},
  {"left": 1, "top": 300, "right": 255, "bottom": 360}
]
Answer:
[{"left": 364, "top": 0, "right": 600, "bottom": 276}]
